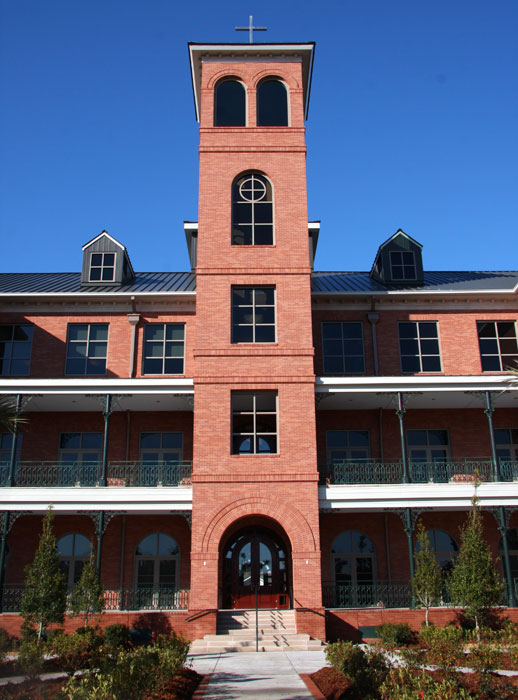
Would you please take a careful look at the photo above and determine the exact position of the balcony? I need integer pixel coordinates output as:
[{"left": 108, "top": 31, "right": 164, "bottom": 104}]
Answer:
[
  {"left": 1, "top": 584, "right": 189, "bottom": 612},
  {"left": 320, "top": 459, "right": 518, "bottom": 486},
  {"left": 322, "top": 581, "right": 412, "bottom": 608},
  {"left": 0, "top": 461, "right": 192, "bottom": 488}
]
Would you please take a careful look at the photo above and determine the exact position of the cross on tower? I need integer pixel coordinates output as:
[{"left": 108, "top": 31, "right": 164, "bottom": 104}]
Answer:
[{"left": 236, "top": 15, "right": 267, "bottom": 44}]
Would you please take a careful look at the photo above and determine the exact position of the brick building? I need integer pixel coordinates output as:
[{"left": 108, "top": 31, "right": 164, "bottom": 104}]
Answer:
[{"left": 0, "top": 41, "right": 517, "bottom": 645}]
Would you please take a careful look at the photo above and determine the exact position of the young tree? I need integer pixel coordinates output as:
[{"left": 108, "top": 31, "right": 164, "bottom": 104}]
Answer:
[
  {"left": 448, "top": 497, "right": 503, "bottom": 643},
  {"left": 69, "top": 553, "right": 105, "bottom": 627},
  {"left": 21, "top": 507, "right": 67, "bottom": 640},
  {"left": 413, "top": 523, "right": 442, "bottom": 626}
]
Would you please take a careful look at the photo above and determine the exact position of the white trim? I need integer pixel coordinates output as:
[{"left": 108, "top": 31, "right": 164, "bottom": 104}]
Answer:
[
  {"left": 0, "top": 291, "right": 196, "bottom": 298},
  {"left": 0, "top": 377, "right": 194, "bottom": 395},
  {"left": 311, "top": 284, "right": 518, "bottom": 296},
  {"left": 315, "top": 374, "right": 517, "bottom": 393},
  {"left": 82, "top": 232, "right": 126, "bottom": 252}
]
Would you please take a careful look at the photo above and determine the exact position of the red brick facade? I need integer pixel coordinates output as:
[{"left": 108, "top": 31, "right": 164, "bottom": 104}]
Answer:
[{"left": 0, "top": 42, "right": 517, "bottom": 643}]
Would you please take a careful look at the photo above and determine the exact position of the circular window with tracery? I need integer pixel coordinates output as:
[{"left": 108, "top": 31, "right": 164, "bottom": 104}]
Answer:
[{"left": 239, "top": 175, "right": 267, "bottom": 202}]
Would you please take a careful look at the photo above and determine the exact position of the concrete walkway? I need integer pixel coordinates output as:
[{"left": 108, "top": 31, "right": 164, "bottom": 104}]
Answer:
[{"left": 188, "top": 650, "right": 327, "bottom": 699}]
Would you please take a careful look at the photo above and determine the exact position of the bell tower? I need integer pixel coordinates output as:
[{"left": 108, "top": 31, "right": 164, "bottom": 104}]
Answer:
[{"left": 188, "top": 41, "right": 323, "bottom": 637}]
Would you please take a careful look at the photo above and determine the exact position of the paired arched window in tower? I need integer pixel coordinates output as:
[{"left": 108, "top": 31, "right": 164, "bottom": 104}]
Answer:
[
  {"left": 214, "top": 78, "right": 288, "bottom": 127},
  {"left": 257, "top": 79, "right": 288, "bottom": 126},
  {"left": 214, "top": 80, "right": 246, "bottom": 126},
  {"left": 232, "top": 172, "right": 273, "bottom": 245}
]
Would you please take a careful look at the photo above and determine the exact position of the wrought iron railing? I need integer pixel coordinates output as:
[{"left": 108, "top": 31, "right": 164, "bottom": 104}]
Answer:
[
  {"left": 0, "top": 461, "right": 192, "bottom": 488},
  {"left": 0, "top": 585, "right": 189, "bottom": 612},
  {"left": 320, "top": 458, "right": 518, "bottom": 485},
  {"left": 322, "top": 581, "right": 412, "bottom": 608}
]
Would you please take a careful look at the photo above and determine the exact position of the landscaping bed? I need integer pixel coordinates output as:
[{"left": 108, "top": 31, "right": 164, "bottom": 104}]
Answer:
[{"left": 0, "top": 668, "right": 203, "bottom": 699}]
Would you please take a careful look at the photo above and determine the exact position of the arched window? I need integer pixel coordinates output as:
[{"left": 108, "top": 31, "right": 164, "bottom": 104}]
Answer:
[
  {"left": 232, "top": 173, "right": 273, "bottom": 245},
  {"left": 214, "top": 80, "right": 246, "bottom": 126},
  {"left": 417, "top": 528, "right": 458, "bottom": 575},
  {"left": 499, "top": 528, "right": 518, "bottom": 582},
  {"left": 135, "top": 533, "right": 179, "bottom": 591},
  {"left": 57, "top": 534, "right": 92, "bottom": 588},
  {"left": 257, "top": 79, "right": 288, "bottom": 126}
]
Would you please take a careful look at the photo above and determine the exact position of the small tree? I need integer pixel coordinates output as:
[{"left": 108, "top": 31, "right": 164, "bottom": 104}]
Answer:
[
  {"left": 448, "top": 496, "right": 503, "bottom": 642},
  {"left": 69, "top": 553, "right": 105, "bottom": 627},
  {"left": 413, "top": 523, "right": 442, "bottom": 626},
  {"left": 21, "top": 507, "right": 67, "bottom": 640}
]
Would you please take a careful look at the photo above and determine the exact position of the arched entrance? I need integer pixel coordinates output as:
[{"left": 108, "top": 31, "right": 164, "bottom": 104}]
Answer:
[{"left": 221, "top": 525, "right": 291, "bottom": 609}]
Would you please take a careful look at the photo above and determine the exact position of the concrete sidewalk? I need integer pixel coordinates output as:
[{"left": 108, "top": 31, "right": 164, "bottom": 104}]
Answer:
[{"left": 188, "top": 650, "right": 327, "bottom": 699}]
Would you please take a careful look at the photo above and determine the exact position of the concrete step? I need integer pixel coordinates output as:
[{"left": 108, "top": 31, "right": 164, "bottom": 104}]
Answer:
[{"left": 203, "top": 633, "right": 311, "bottom": 642}]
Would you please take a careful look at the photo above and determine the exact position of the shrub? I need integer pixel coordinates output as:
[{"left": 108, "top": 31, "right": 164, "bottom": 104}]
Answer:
[
  {"left": 325, "top": 640, "right": 388, "bottom": 697},
  {"left": 18, "top": 637, "right": 45, "bottom": 680},
  {"left": 50, "top": 631, "right": 95, "bottom": 676},
  {"left": 0, "top": 627, "right": 11, "bottom": 662},
  {"left": 376, "top": 622, "right": 413, "bottom": 647},
  {"left": 380, "top": 667, "right": 472, "bottom": 699},
  {"left": 418, "top": 624, "right": 463, "bottom": 674},
  {"left": 104, "top": 623, "right": 130, "bottom": 650},
  {"left": 154, "top": 633, "right": 190, "bottom": 684}
]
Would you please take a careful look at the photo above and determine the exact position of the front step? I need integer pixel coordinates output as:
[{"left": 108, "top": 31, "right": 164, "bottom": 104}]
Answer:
[{"left": 190, "top": 609, "right": 325, "bottom": 653}]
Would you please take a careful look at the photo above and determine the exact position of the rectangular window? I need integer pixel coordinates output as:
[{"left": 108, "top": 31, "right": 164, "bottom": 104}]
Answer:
[
  {"left": 477, "top": 321, "right": 518, "bottom": 372},
  {"left": 59, "top": 433, "right": 103, "bottom": 464},
  {"left": 390, "top": 251, "right": 416, "bottom": 281},
  {"left": 143, "top": 323, "right": 185, "bottom": 375},
  {"left": 494, "top": 429, "right": 518, "bottom": 460},
  {"left": 407, "top": 429, "right": 450, "bottom": 462},
  {"left": 231, "top": 287, "right": 275, "bottom": 343},
  {"left": 326, "top": 430, "right": 370, "bottom": 464},
  {"left": 398, "top": 321, "right": 441, "bottom": 373},
  {"left": 89, "top": 252, "right": 116, "bottom": 282},
  {"left": 140, "top": 432, "right": 183, "bottom": 464},
  {"left": 65, "top": 324, "right": 108, "bottom": 375},
  {"left": 231, "top": 391, "right": 277, "bottom": 454},
  {"left": 322, "top": 322, "right": 365, "bottom": 374},
  {"left": 0, "top": 324, "right": 33, "bottom": 376}
]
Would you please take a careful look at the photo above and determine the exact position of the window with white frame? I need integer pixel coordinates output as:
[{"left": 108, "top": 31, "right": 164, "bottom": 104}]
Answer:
[
  {"left": 89, "top": 252, "right": 116, "bottom": 282},
  {"left": 142, "top": 323, "right": 185, "bottom": 375},
  {"left": 495, "top": 429, "right": 518, "bottom": 461},
  {"left": 231, "top": 287, "right": 275, "bottom": 343},
  {"left": 65, "top": 324, "right": 108, "bottom": 375},
  {"left": 57, "top": 533, "right": 92, "bottom": 588},
  {"left": 232, "top": 173, "right": 273, "bottom": 245},
  {"left": 477, "top": 321, "right": 518, "bottom": 372},
  {"left": 140, "top": 433, "right": 183, "bottom": 464},
  {"left": 499, "top": 529, "right": 518, "bottom": 583},
  {"left": 231, "top": 391, "right": 277, "bottom": 455},
  {"left": 326, "top": 430, "right": 370, "bottom": 464},
  {"left": 0, "top": 324, "right": 33, "bottom": 376},
  {"left": 407, "top": 430, "right": 450, "bottom": 462},
  {"left": 322, "top": 322, "right": 365, "bottom": 374},
  {"left": 135, "top": 533, "right": 179, "bottom": 590},
  {"left": 398, "top": 321, "right": 441, "bottom": 373},
  {"left": 390, "top": 250, "right": 416, "bottom": 281}
]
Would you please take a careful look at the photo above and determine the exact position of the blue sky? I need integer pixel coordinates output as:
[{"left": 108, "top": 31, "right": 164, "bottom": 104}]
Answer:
[{"left": 1, "top": 0, "right": 516, "bottom": 273}]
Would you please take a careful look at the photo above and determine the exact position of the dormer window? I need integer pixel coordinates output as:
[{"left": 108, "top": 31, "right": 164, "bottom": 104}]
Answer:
[
  {"left": 390, "top": 251, "right": 416, "bottom": 281},
  {"left": 89, "top": 252, "right": 116, "bottom": 282}
]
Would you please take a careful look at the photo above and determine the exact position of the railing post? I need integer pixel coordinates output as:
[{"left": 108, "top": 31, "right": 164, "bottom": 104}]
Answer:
[
  {"left": 96, "top": 511, "right": 104, "bottom": 574},
  {"left": 100, "top": 394, "right": 112, "bottom": 487},
  {"left": 0, "top": 512, "right": 9, "bottom": 613},
  {"left": 396, "top": 392, "right": 410, "bottom": 483},
  {"left": 484, "top": 391, "right": 501, "bottom": 482},
  {"left": 497, "top": 506, "right": 516, "bottom": 607},
  {"left": 8, "top": 395, "right": 22, "bottom": 487}
]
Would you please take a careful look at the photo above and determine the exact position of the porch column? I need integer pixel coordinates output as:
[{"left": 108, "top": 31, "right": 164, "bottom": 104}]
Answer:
[
  {"left": 403, "top": 508, "right": 416, "bottom": 606},
  {"left": 484, "top": 391, "right": 501, "bottom": 482},
  {"left": 100, "top": 394, "right": 112, "bottom": 487},
  {"left": 496, "top": 507, "right": 516, "bottom": 607},
  {"left": 7, "top": 395, "right": 22, "bottom": 487},
  {"left": 96, "top": 511, "right": 104, "bottom": 573},
  {"left": 0, "top": 512, "right": 9, "bottom": 612},
  {"left": 396, "top": 392, "right": 410, "bottom": 483}
]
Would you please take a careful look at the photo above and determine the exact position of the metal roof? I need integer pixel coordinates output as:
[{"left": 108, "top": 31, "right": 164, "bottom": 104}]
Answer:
[
  {"left": 0, "top": 272, "right": 196, "bottom": 295},
  {"left": 311, "top": 270, "right": 518, "bottom": 294},
  {"left": 1, "top": 270, "right": 517, "bottom": 297}
]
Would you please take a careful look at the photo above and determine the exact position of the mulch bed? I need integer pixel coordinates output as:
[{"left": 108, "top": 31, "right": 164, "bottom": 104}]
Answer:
[
  {"left": 309, "top": 666, "right": 518, "bottom": 700},
  {"left": 0, "top": 667, "right": 204, "bottom": 699}
]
